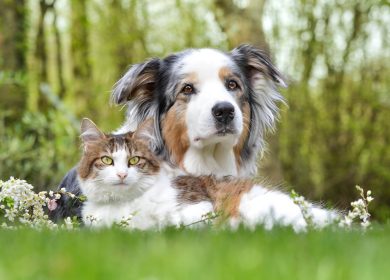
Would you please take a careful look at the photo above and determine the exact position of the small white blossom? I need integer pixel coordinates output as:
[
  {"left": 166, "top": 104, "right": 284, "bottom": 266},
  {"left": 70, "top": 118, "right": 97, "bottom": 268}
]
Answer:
[
  {"left": 84, "top": 215, "right": 99, "bottom": 227},
  {"left": 339, "top": 185, "right": 374, "bottom": 230},
  {"left": 291, "top": 190, "right": 314, "bottom": 228},
  {"left": 61, "top": 217, "right": 74, "bottom": 230},
  {"left": 114, "top": 215, "right": 135, "bottom": 229}
]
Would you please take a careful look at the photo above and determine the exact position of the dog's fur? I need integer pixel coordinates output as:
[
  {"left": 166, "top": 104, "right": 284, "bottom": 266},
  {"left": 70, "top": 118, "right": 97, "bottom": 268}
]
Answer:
[{"left": 113, "top": 44, "right": 286, "bottom": 178}]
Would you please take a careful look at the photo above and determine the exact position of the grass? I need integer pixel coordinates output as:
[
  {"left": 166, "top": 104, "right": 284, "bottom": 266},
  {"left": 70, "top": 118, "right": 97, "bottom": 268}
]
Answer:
[{"left": 0, "top": 225, "right": 389, "bottom": 280}]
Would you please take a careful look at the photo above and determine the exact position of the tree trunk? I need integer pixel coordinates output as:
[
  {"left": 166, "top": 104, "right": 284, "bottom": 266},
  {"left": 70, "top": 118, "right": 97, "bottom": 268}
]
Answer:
[
  {"left": 70, "top": 0, "right": 91, "bottom": 106},
  {"left": 34, "top": 0, "right": 50, "bottom": 112},
  {"left": 0, "top": 0, "right": 27, "bottom": 121},
  {"left": 50, "top": 0, "right": 66, "bottom": 99},
  {"left": 213, "top": 0, "right": 268, "bottom": 50}
]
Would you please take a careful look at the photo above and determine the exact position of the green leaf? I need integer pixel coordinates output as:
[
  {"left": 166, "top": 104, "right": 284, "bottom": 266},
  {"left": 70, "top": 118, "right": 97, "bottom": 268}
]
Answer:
[{"left": 3, "top": 197, "right": 14, "bottom": 208}]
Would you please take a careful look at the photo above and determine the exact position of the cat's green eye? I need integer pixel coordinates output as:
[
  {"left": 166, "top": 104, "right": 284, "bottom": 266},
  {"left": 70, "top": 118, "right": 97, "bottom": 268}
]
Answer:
[
  {"left": 129, "top": 156, "right": 140, "bottom": 165},
  {"left": 101, "top": 156, "right": 113, "bottom": 165}
]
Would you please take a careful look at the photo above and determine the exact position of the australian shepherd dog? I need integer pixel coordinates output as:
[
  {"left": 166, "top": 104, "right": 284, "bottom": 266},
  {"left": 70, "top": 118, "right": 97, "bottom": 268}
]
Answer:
[
  {"left": 113, "top": 44, "right": 286, "bottom": 178},
  {"left": 51, "top": 44, "right": 288, "bottom": 221}
]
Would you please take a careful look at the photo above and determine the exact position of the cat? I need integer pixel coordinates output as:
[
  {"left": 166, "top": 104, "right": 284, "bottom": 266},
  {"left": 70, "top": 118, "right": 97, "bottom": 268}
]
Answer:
[
  {"left": 53, "top": 118, "right": 337, "bottom": 231},
  {"left": 72, "top": 118, "right": 213, "bottom": 229}
]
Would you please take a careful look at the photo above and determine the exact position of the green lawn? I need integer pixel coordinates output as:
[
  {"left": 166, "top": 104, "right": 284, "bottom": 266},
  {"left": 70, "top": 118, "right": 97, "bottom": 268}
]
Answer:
[{"left": 0, "top": 226, "right": 389, "bottom": 280}]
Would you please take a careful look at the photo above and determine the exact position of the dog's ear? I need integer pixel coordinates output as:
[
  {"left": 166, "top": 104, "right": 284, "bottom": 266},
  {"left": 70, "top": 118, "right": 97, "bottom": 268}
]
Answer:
[
  {"left": 111, "top": 58, "right": 161, "bottom": 105},
  {"left": 231, "top": 44, "right": 287, "bottom": 162},
  {"left": 230, "top": 44, "right": 287, "bottom": 88}
]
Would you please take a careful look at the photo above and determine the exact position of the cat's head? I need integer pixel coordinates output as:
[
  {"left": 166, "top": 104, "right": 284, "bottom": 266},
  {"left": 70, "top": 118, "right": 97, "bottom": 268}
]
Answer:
[{"left": 78, "top": 118, "right": 160, "bottom": 202}]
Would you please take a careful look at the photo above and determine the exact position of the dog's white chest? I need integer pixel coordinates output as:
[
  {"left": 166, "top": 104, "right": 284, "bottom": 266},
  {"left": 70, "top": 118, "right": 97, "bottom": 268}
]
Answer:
[{"left": 183, "top": 145, "right": 238, "bottom": 177}]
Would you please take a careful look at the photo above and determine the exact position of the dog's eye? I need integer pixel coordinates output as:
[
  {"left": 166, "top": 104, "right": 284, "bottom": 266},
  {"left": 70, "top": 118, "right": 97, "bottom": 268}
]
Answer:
[
  {"left": 227, "top": 80, "right": 238, "bottom": 90},
  {"left": 182, "top": 84, "right": 194, "bottom": 95}
]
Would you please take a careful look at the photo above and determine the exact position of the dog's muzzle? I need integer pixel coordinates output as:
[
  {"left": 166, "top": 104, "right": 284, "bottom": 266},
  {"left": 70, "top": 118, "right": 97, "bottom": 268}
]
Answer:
[{"left": 212, "top": 102, "right": 235, "bottom": 125}]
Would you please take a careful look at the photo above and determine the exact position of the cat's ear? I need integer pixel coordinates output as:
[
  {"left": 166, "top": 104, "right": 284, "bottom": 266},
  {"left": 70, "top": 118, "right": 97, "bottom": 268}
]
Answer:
[
  {"left": 80, "top": 118, "right": 105, "bottom": 142},
  {"left": 133, "top": 118, "right": 155, "bottom": 143}
]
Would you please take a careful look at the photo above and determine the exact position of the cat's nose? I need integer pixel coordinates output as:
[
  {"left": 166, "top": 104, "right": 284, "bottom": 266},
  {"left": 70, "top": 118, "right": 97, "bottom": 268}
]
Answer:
[{"left": 117, "top": 172, "right": 128, "bottom": 180}]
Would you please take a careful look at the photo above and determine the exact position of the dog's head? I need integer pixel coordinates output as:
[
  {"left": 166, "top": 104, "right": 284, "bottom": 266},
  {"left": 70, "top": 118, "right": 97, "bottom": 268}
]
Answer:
[{"left": 112, "top": 44, "right": 286, "bottom": 176}]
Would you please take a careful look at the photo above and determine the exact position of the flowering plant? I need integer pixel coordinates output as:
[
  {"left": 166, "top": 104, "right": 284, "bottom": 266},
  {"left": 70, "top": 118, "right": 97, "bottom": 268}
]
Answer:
[
  {"left": 1, "top": 177, "right": 375, "bottom": 231},
  {"left": 339, "top": 185, "right": 374, "bottom": 229},
  {"left": 0, "top": 177, "right": 81, "bottom": 230},
  {"left": 292, "top": 185, "right": 374, "bottom": 230}
]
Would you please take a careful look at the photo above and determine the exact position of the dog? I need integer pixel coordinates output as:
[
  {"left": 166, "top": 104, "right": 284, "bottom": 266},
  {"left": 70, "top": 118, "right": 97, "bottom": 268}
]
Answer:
[
  {"left": 113, "top": 44, "right": 286, "bottom": 178},
  {"left": 50, "top": 44, "right": 287, "bottom": 221}
]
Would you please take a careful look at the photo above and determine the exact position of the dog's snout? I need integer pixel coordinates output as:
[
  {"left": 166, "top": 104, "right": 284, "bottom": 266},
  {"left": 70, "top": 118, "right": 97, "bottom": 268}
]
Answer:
[{"left": 212, "top": 102, "right": 235, "bottom": 124}]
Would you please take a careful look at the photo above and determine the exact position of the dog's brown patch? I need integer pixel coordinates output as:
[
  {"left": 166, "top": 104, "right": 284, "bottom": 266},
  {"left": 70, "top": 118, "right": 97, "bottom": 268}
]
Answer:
[
  {"left": 212, "top": 178, "right": 254, "bottom": 217},
  {"left": 182, "top": 72, "right": 198, "bottom": 86},
  {"left": 173, "top": 175, "right": 254, "bottom": 217},
  {"left": 218, "top": 66, "right": 233, "bottom": 82},
  {"left": 174, "top": 176, "right": 213, "bottom": 203},
  {"left": 218, "top": 66, "right": 244, "bottom": 91},
  {"left": 161, "top": 97, "right": 190, "bottom": 168}
]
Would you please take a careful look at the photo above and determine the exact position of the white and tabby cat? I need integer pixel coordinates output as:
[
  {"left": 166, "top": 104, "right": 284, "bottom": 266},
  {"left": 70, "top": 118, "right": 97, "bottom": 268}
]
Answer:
[
  {"left": 77, "top": 119, "right": 212, "bottom": 229},
  {"left": 72, "top": 118, "right": 337, "bottom": 231}
]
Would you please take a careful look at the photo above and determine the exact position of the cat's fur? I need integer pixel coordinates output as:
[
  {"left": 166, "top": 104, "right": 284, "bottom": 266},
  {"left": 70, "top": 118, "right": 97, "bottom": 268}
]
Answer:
[{"left": 64, "top": 119, "right": 337, "bottom": 231}]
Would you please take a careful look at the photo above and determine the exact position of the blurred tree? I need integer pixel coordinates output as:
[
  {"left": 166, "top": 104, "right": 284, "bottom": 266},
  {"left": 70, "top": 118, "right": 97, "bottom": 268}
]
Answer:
[
  {"left": 0, "top": 0, "right": 27, "bottom": 121},
  {"left": 34, "top": 0, "right": 50, "bottom": 111},
  {"left": 213, "top": 0, "right": 268, "bottom": 50},
  {"left": 70, "top": 0, "right": 91, "bottom": 108},
  {"left": 263, "top": 0, "right": 390, "bottom": 219},
  {"left": 50, "top": 0, "right": 66, "bottom": 98}
]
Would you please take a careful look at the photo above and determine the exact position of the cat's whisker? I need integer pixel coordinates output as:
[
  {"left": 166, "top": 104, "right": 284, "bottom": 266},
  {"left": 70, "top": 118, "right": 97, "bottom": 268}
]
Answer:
[{"left": 89, "top": 178, "right": 105, "bottom": 183}]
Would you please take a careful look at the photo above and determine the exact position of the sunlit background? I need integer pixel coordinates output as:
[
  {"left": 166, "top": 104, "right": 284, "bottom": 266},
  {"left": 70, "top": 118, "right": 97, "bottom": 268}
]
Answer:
[{"left": 1, "top": 0, "right": 389, "bottom": 220}]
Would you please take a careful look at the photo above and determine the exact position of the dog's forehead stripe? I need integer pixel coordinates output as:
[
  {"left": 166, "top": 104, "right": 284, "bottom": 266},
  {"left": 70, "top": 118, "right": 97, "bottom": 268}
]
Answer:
[{"left": 177, "top": 49, "right": 235, "bottom": 78}]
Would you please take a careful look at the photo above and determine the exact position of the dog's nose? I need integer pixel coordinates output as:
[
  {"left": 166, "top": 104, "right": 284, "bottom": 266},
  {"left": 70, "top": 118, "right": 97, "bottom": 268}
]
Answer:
[{"left": 212, "top": 102, "right": 235, "bottom": 124}]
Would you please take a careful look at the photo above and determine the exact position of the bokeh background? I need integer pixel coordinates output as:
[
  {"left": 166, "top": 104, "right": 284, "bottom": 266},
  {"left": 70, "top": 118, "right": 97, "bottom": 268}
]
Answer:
[{"left": 1, "top": 0, "right": 389, "bottom": 220}]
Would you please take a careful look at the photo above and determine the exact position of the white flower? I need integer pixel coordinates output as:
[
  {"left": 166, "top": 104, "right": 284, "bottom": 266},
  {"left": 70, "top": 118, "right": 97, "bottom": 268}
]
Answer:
[
  {"left": 0, "top": 178, "right": 66, "bottom": 230},
  {"left": 339, "top": 185, "right": 374, "bottom": 230},
  {"left": 62, "top": 217, "right": 74, "bottom": 230}
]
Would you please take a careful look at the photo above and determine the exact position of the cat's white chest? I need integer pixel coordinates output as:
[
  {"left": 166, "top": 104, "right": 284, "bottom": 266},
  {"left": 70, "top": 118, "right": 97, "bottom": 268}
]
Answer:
[
  {"left": 82, "top": 175, "right": 181, "bottom": 230},
  {"left": 82, "top": 185, "right": 214, "bottom": 230}
]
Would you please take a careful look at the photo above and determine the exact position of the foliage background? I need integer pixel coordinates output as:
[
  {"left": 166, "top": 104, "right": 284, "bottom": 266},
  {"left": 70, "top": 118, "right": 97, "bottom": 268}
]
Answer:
[{"left": 1, "top": 0, "right": 389, "bottom": 220}]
